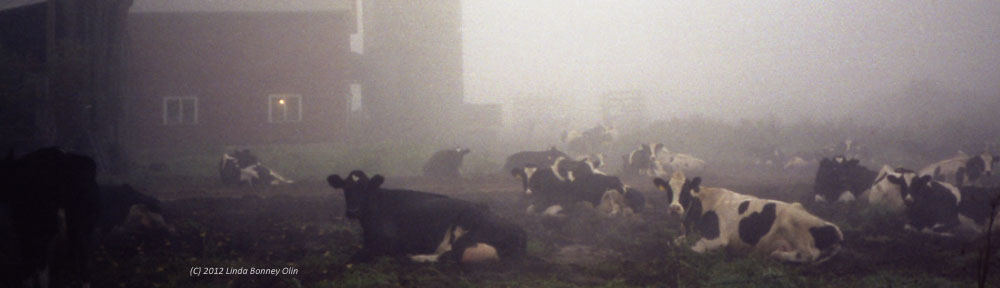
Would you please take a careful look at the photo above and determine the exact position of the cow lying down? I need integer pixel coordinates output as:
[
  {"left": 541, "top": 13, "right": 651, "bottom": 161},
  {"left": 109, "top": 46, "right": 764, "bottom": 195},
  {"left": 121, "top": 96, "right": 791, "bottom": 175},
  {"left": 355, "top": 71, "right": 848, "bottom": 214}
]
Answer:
[
  {"left": 327, "top": 171, "right": 526, "bottom": 264},
  {"left": 511, "top": 156, "right": 645, "bottom": 218},
  {"left": 873, "top": 172, "right": 1000, "bottom": 237},
  {"left": 219, "top": 149, "right": 293, "bottom": 186},
  {"left": 654, "top": 172, "right": 843, "bottom": 264}
]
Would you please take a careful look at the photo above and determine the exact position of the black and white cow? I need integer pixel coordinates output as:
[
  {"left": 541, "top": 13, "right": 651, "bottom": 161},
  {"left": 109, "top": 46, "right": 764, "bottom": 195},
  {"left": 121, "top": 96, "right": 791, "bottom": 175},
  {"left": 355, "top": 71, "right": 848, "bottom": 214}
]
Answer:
[
  {"left": 327, "top": 171, "right": 526, "bottom": 264},
  {"left": 219, "top": 149, "right": 292, "bottom": 186},
  {"left": 502, "top": 146, "right": 569, "bottom": 173},
  {"left": 879, "top": 174, "right": 1000, "bottom": 237},
  {"left": 512, "top": 158, "right": 644, "bottom": 217},
  {"left": 813, "top": 156, "right": 878, "bottom": 204},
  {"left": 624, "top": 143, "right": 666, "bottom": 177},
  {"left": 561, "top": 124, "right": 616, "bottom": 155},
  {"left": 1, "top": 147, "right": 99, "bottom": 287},
  {"left": 654, "top": 174, "right": 843, "bottom": 264},
  {"left": 422, "top": 148, "right": 471, "bottom": 178},
  {"left": 919, "top": 151, "right": 998, "bottom": 187}
]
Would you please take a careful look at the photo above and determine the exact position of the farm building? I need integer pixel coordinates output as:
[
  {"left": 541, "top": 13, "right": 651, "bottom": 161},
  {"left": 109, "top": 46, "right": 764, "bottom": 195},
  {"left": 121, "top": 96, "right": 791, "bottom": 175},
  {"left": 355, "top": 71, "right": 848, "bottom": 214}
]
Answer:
[{"left": 123, "top": 1, "right": 359, "bottom": 147}]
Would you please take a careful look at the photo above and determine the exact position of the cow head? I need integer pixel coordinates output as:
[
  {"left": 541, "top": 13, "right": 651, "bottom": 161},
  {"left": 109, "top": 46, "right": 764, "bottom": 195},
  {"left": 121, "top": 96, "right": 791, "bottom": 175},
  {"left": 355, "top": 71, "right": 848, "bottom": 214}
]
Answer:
[
  {"left": 511, "top": 165, "right": 540, "bottom": 196},
  {"left": 653, "top": 171, "right": 697, "bottom": 216},
  {"left": 327, "top": 170, "right": 385, "bottom": 219},
  {"left": 966, "top": 152, "right": 996, "bottom": 182}
]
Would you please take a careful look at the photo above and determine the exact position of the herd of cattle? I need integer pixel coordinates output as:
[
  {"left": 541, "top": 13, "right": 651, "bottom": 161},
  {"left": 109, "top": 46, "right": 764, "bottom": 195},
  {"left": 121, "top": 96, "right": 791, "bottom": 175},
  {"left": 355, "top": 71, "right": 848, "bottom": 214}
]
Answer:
[{"left": 3, "top": 135, "right": 999, "bottom": 285}]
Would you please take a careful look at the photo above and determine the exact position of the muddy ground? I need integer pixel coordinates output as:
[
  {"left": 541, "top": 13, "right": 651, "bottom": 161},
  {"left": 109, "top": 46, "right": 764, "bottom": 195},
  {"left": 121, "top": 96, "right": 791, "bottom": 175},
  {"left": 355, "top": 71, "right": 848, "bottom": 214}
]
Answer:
[{"left": 90, "top": 169, "right": 1000, "bottom": 287}]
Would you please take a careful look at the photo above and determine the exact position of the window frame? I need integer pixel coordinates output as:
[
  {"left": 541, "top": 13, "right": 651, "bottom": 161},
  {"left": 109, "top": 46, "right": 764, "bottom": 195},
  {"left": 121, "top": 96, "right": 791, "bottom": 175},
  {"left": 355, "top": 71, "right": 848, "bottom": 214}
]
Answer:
[
  {"left": 162, "top": 96, "right": 199, "bottom": 125},
  {"left": 267, "top": 93, "right": 303, "bottom": 123}
]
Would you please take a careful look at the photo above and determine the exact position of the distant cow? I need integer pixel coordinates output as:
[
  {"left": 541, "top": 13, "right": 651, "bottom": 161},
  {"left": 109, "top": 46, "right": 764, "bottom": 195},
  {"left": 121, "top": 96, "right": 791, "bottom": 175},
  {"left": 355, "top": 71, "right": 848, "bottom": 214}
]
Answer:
[
  {"left": 327, "top": 171, "right": 526, "bottom": 263},
  {"left": 422, "top": 148, "right": 471, "bottom": 178},
  {"left": 624, "top": 143, "right": 666, "bottom": 177},
  {"left": 512, "top": 158, "right": 644, "bottom": 217},
  {"left": 502, "top": 146, "right": 569, "bottom": 173},
  {"left": 656, "top": 152, "right": 707, "bottom": 175},
  {"left": 862, "top": 165, "right": 919, "bottom": 213},
  {"left": 813, "top": 156, "right": 878, "bottom": 204},
  {"left": 219, "top": 149, "right": 292, "bottom": 186},
  {"left": 653, "top": 175, "right": 843, "bottom": 264},
  {"left": 919, "top": 151, "right": 998, "bottom": 187},
  {"left": 1, "top": 147, "right": 99, "bottom": 287},
  {"left": 97, "top": 185, "right": 170, "bottom": 235},
  {"left": 562, "top": 124, "right": 616, "bottom": 154}
]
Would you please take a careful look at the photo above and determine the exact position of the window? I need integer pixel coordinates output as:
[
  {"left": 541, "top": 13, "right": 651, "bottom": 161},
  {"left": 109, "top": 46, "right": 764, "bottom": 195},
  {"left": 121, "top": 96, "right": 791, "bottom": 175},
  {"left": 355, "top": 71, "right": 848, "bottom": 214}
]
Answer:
[
  {"left": 268, "top": 94, "right": 302, "bottom": 123},
  {"left": 163, "top": 96, "right": 198, "bottom": 125}
]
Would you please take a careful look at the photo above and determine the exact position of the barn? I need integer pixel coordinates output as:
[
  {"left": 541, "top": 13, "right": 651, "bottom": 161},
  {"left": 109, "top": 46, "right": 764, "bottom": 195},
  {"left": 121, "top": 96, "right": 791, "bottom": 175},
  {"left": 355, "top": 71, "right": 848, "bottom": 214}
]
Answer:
[{"left": 123, "top": 1, "right": 359, "bottom": 147}]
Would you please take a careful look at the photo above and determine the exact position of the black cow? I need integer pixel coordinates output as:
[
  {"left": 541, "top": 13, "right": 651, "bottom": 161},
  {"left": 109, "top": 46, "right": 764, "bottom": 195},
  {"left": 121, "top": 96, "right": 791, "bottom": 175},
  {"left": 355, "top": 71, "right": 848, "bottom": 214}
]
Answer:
[
  {"left": 422, "top": 148, "right": 471, "bottom": 178},
  {"left": 502, "top": 146, "right": 569, "bottom": 173},
  {"left": 1, "top": 147, "right": 99, "bottom": 287},
  {"left": 624, "top": 143, "right": 666, "bottom": 177},
  {"left": 813, "top": 156, "right": 878, "bottom": 203},
  {"left": 327, "top": 171, "right": 526, "bottom": 264}
]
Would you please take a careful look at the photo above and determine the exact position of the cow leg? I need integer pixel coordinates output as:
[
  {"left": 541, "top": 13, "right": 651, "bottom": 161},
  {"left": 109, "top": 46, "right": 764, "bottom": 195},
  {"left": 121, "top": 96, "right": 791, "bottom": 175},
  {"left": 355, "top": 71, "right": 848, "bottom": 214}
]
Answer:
[{"left": 690, "top": 237, "right": 726, "bottom": 254}]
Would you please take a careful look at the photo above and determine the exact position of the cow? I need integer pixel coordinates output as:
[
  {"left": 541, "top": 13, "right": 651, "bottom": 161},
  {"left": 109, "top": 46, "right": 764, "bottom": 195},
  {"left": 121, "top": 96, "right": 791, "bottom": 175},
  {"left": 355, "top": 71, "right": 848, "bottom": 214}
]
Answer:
[
  {"left": 653, "top": 174, "right": 844, "bottom": 264},
  {"left": 624, "top": 143, "right": 666, "bottom": 177},
  {"left": 813, "top": 156, "right": 878, "bottom": 204},
  {"left": 857, "top": 165, "right": 921, "bottom": 213},
  {"left": 512, "top": 158, "right": 644, "bottom": 217},
  {"left": 1, "top": 147, "right": 99, "bottom": 288},
  {"left": 655, "top": 152, "right": 706, "bottom": 175},
  {"left": 219, "top": 149, "right": 292, "bottom": 186},
  {"left": 561, "top": 124, "right": 616, "bottom": 155},
  {"left": 502, "top": 146, "right": 569, "bottom": 173},
  {"left": 422, "top": 148, "right": 471, "bottom": 178},
  {"left": 879, "top": 174, "right": 1000, "bottom": 237},
  {"left": 96, "top": 185, "right": 170, "bottom": 236},
  {"left": 919, "top": 151, "right": 998, "bottom": 187},
  {"left": 327, "top": 170, "right": 526, "bottom": 264}
]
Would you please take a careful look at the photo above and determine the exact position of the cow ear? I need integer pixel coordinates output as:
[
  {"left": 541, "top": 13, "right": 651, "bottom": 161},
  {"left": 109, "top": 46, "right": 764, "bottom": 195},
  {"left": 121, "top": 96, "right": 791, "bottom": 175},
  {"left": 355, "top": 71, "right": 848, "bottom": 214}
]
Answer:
[
  {"left": 327, "top": 175, "right": 345, "bottom": 188},
  {"left": 689, "top": 177, "right": 702, "bottom": 192},
  {"left": 369, "top": 175, "right": 385, "bottom": 189},
  {"left": 652, "top": 178, "right": 670, "bottom": 192},
  {"left": 886, "top": 175, "right": 903, "bottom": 185},
  {"left": 511, "top": 168, "right": 522, "bottom": 177}
]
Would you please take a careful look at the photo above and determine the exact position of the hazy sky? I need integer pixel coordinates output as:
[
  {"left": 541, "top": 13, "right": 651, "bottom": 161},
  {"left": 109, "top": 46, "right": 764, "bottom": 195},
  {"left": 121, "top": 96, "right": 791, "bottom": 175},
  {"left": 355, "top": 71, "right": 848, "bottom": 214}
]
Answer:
[{"left": 462, "top": 1, "right": 1000, "bottom": 122}]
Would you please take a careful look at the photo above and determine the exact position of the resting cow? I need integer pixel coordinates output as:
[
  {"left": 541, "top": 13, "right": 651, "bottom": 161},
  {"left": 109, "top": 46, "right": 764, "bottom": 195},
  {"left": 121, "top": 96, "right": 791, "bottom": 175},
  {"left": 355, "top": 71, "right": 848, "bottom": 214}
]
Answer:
[
  {"left": 502, "top": 146, "right": 569, "bottom": 173},
  {"left": 422, "top": 148, "right": 471, "bottom": 178},
  {"left": 624, "top": 143, "right": 666, "bottom": 177},
  {"left": 813, "top": 156, "right": 878, "bottom": 204},
  {"left": 512, "top": 157, "right": 644, "bottom": 217},
  {"left": 561, "top": 124, "right": 616, "bottom": 155},
  {"left": 327, "top": 171, "right": 526, "bottom": 264},
  {"left": 892, "top": 175, "right": 1000, "bottom": 237},
  {"left": 654, "top": 174, "right": 843, "bottom": 264},
  {"left": 919, "top": 151, "right": 997, "bottom": 187},
  {"left": 219, "top": 149, "right": 292, "bottom": 186}
]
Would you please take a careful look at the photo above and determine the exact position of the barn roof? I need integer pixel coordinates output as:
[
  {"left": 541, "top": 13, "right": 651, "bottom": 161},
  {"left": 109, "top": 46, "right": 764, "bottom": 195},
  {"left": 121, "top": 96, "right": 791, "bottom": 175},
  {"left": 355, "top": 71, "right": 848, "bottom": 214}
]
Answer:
[
  {"left": 0, "top": 0, "right": 45, "bottom": 12},
  {"left": 130, "top": 0, "right": 353, "bottom": 13}
]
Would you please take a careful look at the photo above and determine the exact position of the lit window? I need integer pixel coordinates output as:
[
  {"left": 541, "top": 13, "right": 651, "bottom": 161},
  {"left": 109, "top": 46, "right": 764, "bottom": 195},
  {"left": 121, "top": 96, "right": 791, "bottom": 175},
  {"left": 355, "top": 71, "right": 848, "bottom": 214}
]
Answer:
[
  {"left": 268, "top": 94, "right": 302, "bottom": 123},
  {"left": 163, "top": 96, "right": 198, "bottom": 125}
]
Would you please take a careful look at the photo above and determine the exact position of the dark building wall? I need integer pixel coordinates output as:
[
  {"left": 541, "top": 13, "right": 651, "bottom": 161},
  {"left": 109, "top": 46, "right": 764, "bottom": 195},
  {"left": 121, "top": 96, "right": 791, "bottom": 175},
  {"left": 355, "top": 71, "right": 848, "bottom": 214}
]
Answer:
[
  {"left": 124, "top": 11, "right": 354, "bottom": 147},
  {"left": 361, "top": 0, "right": 463, "bottom": 138}
]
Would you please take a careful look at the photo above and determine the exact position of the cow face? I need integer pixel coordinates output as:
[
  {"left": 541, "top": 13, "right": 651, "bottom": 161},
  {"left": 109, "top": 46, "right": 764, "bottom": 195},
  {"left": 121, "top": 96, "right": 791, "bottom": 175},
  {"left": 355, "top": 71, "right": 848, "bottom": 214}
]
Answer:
[
  {"left": 511, "top": 166, "right": 540, "bottom": 195},
  {"left": 327, "top": 170, "right": 385, "bottom": 219},
  {"left": 967, "top": 152, "right": 995, "bottom": 181},
  {"left": 653, "top": 172, "right": 698, "bottom": 216}
]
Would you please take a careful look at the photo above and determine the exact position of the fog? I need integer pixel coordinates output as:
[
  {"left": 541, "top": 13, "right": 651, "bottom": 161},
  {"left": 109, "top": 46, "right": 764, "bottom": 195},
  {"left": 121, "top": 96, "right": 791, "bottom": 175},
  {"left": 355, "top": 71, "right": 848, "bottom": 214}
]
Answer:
[{"left": 464, "top": 1, "right": 1000, "bottom": 123}]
